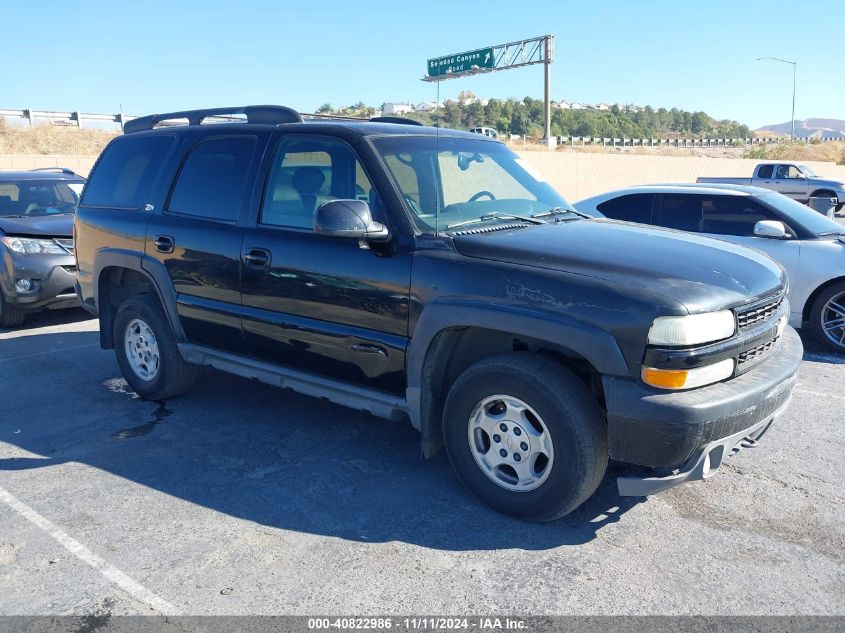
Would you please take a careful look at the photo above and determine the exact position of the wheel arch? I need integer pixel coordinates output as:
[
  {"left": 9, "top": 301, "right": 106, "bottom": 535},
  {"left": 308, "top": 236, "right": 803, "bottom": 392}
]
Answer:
[
  {"left": 94, "top": 250, "right": 183, "bottom": 348},
  {"left": 802, "top": 275, "right": 845, "bottom": 324},
  {"left": 406, "top": 302, "right": 628, "bottom": 458}
]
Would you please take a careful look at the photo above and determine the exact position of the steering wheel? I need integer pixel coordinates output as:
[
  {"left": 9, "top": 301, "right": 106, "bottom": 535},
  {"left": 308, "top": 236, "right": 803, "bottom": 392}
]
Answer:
[{"left": 468, "top": 191, "right": 496, "bottom": 203}]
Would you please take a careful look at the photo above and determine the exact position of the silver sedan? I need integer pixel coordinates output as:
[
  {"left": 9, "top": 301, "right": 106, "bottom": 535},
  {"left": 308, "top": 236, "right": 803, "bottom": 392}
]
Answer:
[{"left": 575, "top": 183, "right": 845, "bottom": 353}]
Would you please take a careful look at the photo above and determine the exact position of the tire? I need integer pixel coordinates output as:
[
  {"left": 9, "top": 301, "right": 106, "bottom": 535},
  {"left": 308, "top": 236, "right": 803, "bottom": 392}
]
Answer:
[
  {"left": 0, "top": 294, "right": 26, "bottom": 328},
  {"left": 113, "top": 294, "right": 198, "bottom": 400},
  {"left": 443, "top": 353, "right": 607, "bottom": 522},
  {"left": 809, "top": 281, "right": 845, "bottom": 354}
]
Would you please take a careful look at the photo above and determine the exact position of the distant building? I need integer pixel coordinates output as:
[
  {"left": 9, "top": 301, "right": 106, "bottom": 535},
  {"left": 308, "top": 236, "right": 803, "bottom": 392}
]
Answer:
[
  {"left": 383, "top": 102, "right": 413, "bottom": 115},
  {"left": 569, "top": 102, "right": 586, "bottom": 110},
  {"left": 553, "top": 101, "right": 571, "bottom": 110},
  {"left": 596, "top": 103, "right": 610, "bottom": 111},
  {"left": 414, "top": 101, "right": 441, "bottom": 113}
]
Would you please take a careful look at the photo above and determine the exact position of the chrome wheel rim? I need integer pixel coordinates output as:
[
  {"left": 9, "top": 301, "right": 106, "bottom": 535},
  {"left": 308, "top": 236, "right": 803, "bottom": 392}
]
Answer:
[
  {"left": 467, "top": 395, "right": 554, "bottom": 492},
  {"left": 124, "top": 318, "right": 160, "bottom": 381},
  {"left": 821, "top": 292, "right": 845, "bottom": 349}
]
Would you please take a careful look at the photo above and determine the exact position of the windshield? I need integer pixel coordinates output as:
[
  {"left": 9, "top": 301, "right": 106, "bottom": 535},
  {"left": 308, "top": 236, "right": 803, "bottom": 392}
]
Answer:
[
  {"left": 798, "top": 164, "right": 819, "bottom": 178},
  {"left": 371, "top": 136, "right": 573, "bottom": 233},
  {"left": 0, "top": 179, "right": 81, "bottom": 217},
  {"left": 760, "top": 192, "right": 843, "bottom": 236}
]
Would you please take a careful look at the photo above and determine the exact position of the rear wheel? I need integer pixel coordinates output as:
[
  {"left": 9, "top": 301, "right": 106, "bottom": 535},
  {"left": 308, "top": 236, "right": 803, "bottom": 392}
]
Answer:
[
  {"left": 810, "top": 281, "right": 845, "bottom": 353},
  {"left": 0, "top": 294, "right": 26, "bottom": 328},
  {"left": 443, "top": 353, "right": 607, "bottom": 522},
  {"left": 113, "top": 294, "right": 198, "bottom": 399}
]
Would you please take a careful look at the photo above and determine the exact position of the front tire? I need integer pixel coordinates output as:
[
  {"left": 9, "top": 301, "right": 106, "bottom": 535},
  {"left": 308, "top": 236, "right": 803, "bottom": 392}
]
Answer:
[
  {"left": 810, "top": 281, "right": 845, "bottom": 354},
  {"left": 0, "top": 294, "right": 26, "bottom": 328},
  {"left": 113, "top": 294, "right": 198, "bottom": 399},
  {"left": 443, "top": 353, "right": 607, "bottom": 522}
]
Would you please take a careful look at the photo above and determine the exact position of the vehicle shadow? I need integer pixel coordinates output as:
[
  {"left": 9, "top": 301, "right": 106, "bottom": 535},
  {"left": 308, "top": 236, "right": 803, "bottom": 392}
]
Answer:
[
  {"left": 798, "top": 329, "right": 845, "bottom": 365},
  {"left": 0, "top": 307, "right": 93, "bottom": 333},
  {"left": 0, "top": 330, "right": 646, "bottom": 551}
]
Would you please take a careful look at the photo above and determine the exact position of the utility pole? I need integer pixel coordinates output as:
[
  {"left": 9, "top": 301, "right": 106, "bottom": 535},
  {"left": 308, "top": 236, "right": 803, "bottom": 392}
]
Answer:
[{"left": 756, "top": 57, "right": 797, "bottom": 140}]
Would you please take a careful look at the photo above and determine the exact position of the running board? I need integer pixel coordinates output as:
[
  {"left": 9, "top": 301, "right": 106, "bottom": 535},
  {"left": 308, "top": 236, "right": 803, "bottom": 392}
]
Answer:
[{"left": 178, "top": 343, "right": 408, "bottom": 422}]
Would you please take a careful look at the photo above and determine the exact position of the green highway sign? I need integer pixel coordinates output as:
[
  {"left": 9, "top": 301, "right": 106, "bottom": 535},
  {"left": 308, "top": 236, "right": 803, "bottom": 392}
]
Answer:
[{"left": 427, "top": 47, "right": 495, "bottom": 77}]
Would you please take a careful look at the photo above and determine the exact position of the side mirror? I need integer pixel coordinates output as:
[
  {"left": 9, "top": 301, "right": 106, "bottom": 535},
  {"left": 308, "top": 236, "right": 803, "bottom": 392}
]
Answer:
[
  {"left": 753, "top": 220, "right": 788, "bottom": 239},
  {"left": 314, "top": 199, "right": 389, "bottom": 242}
]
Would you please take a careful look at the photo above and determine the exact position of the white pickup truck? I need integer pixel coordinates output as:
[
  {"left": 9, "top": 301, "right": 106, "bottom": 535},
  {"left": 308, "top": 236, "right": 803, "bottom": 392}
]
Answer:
[{"left": 698, "top": 162, "right": 845, "bottom": 211}]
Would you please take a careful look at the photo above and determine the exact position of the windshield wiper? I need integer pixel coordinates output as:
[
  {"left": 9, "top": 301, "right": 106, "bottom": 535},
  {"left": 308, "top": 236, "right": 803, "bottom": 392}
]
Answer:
[
  {"left": 531, "top": 207, "right": 591, "bottom": 220},
  {"left": 446, "top": 212, "right": 544, "bottom": 230},
  {"left": 818, "top": 230, "right": 844, "bottom": 236}
]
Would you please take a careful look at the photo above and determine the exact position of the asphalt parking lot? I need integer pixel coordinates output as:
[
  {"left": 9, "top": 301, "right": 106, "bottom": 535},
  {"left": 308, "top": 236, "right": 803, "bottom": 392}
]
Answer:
[{"left": 0, "top": 309, "right": 843, "bottom": 617}]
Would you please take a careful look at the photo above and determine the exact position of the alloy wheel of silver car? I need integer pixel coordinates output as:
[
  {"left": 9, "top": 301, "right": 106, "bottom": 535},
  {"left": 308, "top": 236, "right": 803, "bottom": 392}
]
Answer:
[
  {"left": 467, "top": 394, "right": 555, "bottom": 492},
  {"left": 124, "top": 318, "right": 161, "bottom": 381},
  {"left": 821, "top": 291, "right": 845, "bottom": 349}
]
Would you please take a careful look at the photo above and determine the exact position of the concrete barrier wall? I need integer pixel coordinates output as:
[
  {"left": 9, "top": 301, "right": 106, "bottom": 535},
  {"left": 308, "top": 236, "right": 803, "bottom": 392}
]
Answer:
[
  {"left": 515, "top": 152, "right": 845, "bottom": 202},
  {"left": 3, "top": 152, "right": 845, "bottom": 204},
  {"left": 0, "top": 154, "right": 97, "bottom": 175}
]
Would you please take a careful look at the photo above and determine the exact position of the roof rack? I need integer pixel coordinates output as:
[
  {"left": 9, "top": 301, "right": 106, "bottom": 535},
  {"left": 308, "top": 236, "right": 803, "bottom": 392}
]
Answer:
[
  {"left": 30, "top": 167, "right": 80, "bottom": 176},
  {"left": 124, "top": 105, "right": 304, "bottom": 134},
  {"left": 370, "top": 116, "right": 423, "bottom": 126}
]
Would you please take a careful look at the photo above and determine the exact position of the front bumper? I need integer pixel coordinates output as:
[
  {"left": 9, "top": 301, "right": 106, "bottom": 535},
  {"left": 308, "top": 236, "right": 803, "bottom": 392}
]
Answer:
[
  {"left": 603, "top": 325, "right": 802, "bottom": 478},
  {"left": 1, "top": 250, "right": 79, "bottom": 311}
]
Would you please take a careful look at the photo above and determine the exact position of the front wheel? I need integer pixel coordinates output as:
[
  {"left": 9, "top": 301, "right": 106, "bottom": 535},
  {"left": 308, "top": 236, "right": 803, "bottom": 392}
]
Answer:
[
  {"left": 0, "top": 294, "right": 26, "bottom": 328},
  {"left": 810, "top": 281, "right": 845, "bottom": 353},
  {"left": 113, "top": 294, "right": 198, "bottom": 400},
  {"left": 443, "top": 353, "right": 607, "bottom": 522}
]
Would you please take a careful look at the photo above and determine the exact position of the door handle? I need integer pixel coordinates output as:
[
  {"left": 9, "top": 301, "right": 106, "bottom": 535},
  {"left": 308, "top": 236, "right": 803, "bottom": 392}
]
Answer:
[
  {"left": 243, "top": 248, "right": 271, "bottom": 268},
  {"left": 153, "top": 235, "right": 174, "bottom": 253},
  {"left": 350, "top": 343, "right": 388, "bottom": 358}
]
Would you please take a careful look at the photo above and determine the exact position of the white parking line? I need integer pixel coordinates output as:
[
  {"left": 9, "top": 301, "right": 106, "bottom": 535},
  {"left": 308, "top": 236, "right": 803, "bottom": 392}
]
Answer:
[
  {"left": 794, "top": 388, "right": 845, "bottom": 400},
  {"left": 0, "top": 343, "right": 100, "bottom": 363},
  {"left": 0, "top": 485, "right": 179, "bottom": 615}
]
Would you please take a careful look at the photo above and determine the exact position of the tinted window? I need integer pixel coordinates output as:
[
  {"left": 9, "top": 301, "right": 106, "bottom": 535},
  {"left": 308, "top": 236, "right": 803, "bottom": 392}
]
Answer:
[
  {"left": 757, "top": 164, "right": 773, "bottom": 179},
  {"left": 596, "top": 194, "right": 654, "bottom": 223},
  {"left": 167, "top": 137, "right": 256, "bottom": 222},
  {"left": 261, "top": 137, "right": 376, "bottom": 230},
  {"left": 82, "top": 135, "right": 174, "bottom": 208},
  {"left": 660, "top": 194, "right": 779, "bottom": 236}
]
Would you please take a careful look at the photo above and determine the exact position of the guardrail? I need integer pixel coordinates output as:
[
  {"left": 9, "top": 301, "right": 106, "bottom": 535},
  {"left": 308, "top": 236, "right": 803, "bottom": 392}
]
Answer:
[
  {"left": 0, "top": 108, "right": 133, "bottom": 128},
  {"left": 553, "top": 136, "right": 843, "bottom": 147}
]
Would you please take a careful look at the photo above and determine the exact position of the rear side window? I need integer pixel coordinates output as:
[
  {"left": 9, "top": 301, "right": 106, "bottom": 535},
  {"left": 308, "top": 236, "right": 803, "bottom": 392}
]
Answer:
[
  {"left": 757, "top": 164, "right": 773, "bottom": 179},
  {"left": 82, "top": 135, "right": 175, "bottom": 208},
  {"left": 167, "top": 137, "right": 256, "bottom": 222},
  {"left": 659, "top": 194, "right": 780, "bottom": 236},
  {"left": 596, "top": 194, "right": 654, "bottom": 223}
]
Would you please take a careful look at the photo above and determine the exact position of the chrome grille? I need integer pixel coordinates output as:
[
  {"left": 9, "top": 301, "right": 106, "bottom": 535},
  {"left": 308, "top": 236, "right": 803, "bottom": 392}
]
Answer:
[
  {"left": 54, "top": 238, "right": 74, "bottom": 254},
  {"left": 736, "top": 295, "right": 783, "bottom": 330}
]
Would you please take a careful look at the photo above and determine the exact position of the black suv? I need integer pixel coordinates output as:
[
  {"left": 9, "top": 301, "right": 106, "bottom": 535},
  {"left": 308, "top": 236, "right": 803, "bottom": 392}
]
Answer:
[
  {"left": 0, "top": 168, "right": 84, "bottom": 327},
  {"left": 74, "top": 106, "right": 802, "bottom": 521}
]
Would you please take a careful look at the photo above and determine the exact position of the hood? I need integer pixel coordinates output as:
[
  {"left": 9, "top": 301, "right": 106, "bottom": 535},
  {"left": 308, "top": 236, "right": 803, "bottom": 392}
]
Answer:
[
  {"left": 813, "top": 178, "right": 844, "bottom": 189},
  {"left": 0, "top": 214, "right": 74, "bottom": 238},
  {"left": 451, "top": 219, "right": 785, "bottom": 313}
]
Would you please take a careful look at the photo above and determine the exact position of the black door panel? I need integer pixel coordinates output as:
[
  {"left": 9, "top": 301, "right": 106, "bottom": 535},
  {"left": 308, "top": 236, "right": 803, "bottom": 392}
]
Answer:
[{"left": 240, "top": 229, "right": 411, "bottom": 393}]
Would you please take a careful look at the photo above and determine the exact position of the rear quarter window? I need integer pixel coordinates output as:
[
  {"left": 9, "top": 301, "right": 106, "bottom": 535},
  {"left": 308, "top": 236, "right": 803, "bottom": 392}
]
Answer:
[
  {"left": 596, "top": 194, "right": 654, "bottom": 223},
  {"left": 82, "top": 135, "right": 176, "bottom": 209}
]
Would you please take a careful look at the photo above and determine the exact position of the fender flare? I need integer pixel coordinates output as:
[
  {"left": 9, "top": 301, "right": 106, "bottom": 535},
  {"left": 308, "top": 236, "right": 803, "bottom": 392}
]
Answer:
[
  {"left": 404, "top": 301, "right": 629, "bottom": 455},
  {"left": 93, "top": 248, "right": 185, "bottom": 342}
]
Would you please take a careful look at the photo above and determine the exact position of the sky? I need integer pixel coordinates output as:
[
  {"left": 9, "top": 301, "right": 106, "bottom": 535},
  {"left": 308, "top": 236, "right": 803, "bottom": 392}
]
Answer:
[{"left": 3, "top": 0, "right": 843, "bottom": 129}]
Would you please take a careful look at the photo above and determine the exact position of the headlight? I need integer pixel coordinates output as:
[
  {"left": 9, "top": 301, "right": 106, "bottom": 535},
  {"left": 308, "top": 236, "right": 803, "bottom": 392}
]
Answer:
[
  {"left": 648, "top": 310, "right": 736, "bottom": 346},
  {"left": 642, "top": 358, "right": 735, "bottom": 390},
  {"left": 2, "top": 236, "right": 66, "bottom": 255}
]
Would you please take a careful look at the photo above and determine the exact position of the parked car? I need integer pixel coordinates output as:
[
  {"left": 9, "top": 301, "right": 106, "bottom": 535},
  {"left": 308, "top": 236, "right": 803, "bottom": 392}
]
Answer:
[
  {"left": 697, "top": 162, "right": 845, "bottom": 212},
  {"left": 575, "top": 184, "right": 845, "bottom": 352},
  {"left": 0, "top": 168, "right": 85, "bottom": 327},
  {"left": 470, "top": 126, "right": 499, "bottom": 139},
  {"left": 74, "top": 106, "right": 801, "bottom": 521}
]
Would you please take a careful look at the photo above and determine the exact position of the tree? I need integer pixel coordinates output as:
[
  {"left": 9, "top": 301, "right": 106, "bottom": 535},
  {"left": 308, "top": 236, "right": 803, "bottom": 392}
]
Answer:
[{"left": 317, "top": 103, "right": 332, "bottom": 114}]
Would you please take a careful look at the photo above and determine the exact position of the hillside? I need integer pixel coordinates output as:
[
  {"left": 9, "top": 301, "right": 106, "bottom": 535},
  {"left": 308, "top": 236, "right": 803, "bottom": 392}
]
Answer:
[{"left": 756, "top": 118, "right": 845, "bottom": 139}]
